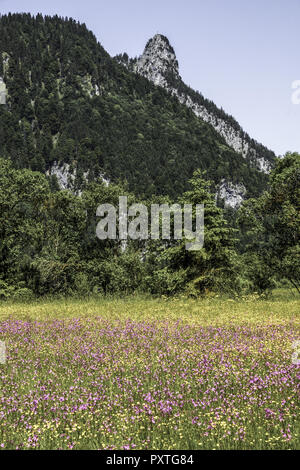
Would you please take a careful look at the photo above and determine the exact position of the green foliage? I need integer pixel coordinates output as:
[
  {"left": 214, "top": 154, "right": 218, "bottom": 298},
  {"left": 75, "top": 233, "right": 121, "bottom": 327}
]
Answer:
[
  {"left": 0, "top": 157, "right": 295, "bottom": 299},
  {"left": 0, "top": 280, "right": 33, "bottom": 300},
  {"left": 143, "top": 171, "right": 238, "bottom": 296},
  {"left": 0, "top": 158, "right": 146, "bottom": 297},
  {"left": 237, "top": 152, "right": 300, "bottom": 293}
]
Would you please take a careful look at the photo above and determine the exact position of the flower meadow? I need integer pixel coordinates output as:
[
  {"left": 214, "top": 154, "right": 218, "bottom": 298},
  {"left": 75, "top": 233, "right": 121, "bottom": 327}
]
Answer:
[{"left": 0, "top": 295, "right": 299, "bottom": 450}]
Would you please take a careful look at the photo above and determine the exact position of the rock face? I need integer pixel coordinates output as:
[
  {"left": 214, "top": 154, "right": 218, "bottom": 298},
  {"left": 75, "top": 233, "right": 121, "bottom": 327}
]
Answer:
[
  {"left": 0, "top": 77, "right": 7, "bottom": 105},
  {"left": 134, "top": 34, "right": 179, "bottom": 88},
  {"left": 217, "top": 180, "right": 247, "bottom": 209},
  {"left": 47, "top": 162, "right": 109, "bottom": 193},
  {"left": 130, "top": 34, "right": 274, "bottom": 174},
  {"left": 46, "top": 162, "right": 77, "bottom": 191}
]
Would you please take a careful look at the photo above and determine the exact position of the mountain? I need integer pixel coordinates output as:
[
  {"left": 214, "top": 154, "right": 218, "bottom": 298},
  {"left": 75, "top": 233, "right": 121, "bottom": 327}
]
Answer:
[
  {"left": 0, "top": 14, "right": 276, "bottom": 204},
  {"left": 117, "top": 34, "right": 275, "bottom": 174}
]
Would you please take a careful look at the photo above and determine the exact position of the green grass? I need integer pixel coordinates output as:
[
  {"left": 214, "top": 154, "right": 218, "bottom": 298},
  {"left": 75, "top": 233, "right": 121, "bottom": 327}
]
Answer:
[{"left": 0, "top": 289, "right": 299, "bottom": 326}]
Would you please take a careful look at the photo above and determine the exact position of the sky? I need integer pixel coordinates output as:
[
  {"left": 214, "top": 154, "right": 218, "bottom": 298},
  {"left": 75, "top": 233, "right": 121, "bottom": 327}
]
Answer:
[{"left": 0, "top": 0, "right": 299, "bottom": 156}]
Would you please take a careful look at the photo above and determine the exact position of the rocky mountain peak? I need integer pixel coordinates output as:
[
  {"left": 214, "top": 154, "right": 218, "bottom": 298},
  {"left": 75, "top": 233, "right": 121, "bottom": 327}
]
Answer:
[
  {"left": 134, "top": 34, "right": 179, "bottom": 86},
  {"left": 131, "top": 35, "right": 275, "bottom": 174}
]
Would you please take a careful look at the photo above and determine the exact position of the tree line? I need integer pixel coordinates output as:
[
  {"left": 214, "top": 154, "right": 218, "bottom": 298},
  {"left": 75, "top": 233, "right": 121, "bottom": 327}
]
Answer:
[{"left": 0, "top": 152, "right": 298, "bottom": 299}]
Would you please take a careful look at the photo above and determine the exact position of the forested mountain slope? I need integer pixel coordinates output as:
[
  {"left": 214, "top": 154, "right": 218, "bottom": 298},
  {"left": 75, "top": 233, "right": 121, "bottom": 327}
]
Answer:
[{"left": 0, "top": 14, "right": 274, "bottom": 201}]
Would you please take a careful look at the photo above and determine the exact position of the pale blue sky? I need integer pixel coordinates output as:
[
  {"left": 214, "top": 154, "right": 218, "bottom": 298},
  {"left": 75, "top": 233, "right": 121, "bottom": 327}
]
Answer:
[{"left": 1, "top": 0, "right": 299, "bottom": 156}]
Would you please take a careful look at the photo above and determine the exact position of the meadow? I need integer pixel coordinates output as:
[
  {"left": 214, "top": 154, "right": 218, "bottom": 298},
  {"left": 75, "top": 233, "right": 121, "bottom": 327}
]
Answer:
[{"left": 0, "top": 290, "right": 299, "bottom": 450}]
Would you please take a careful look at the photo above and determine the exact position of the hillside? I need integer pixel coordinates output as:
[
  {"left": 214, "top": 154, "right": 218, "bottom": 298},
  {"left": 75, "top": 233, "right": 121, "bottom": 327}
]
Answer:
[{"left": 0, "top": 14, "right": 275, "bottom": 202}]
